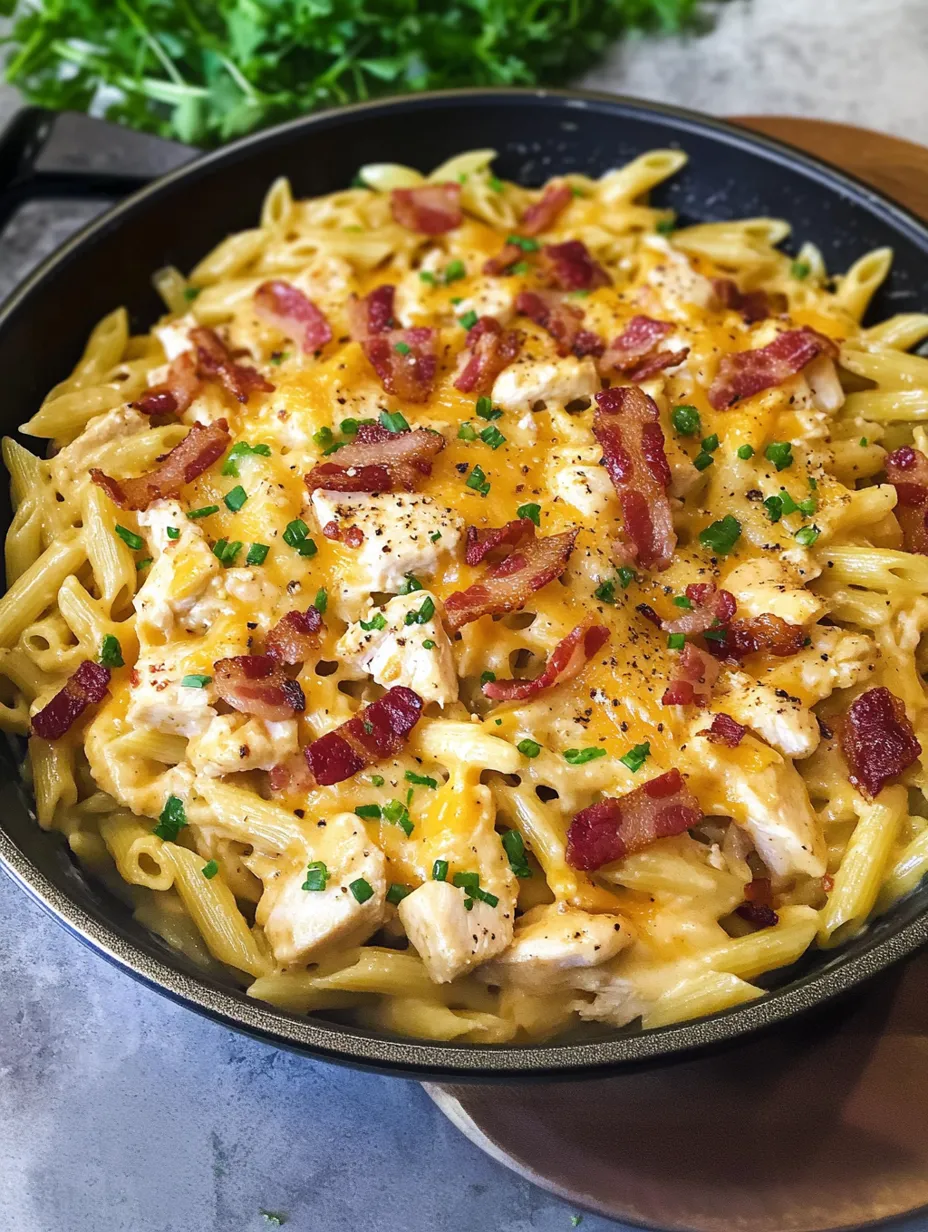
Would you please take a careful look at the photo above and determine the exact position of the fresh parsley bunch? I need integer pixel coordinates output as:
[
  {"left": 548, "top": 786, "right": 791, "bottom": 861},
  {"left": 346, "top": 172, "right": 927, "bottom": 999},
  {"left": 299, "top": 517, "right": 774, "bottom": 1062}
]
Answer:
[{"left": 1, "top": 0, "right": 700, "bottom": 146}]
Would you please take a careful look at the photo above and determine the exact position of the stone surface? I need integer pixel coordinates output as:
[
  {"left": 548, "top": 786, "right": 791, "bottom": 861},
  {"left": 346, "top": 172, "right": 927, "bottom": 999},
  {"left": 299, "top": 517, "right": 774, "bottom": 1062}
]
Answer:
[{"left": 2, "top": 2, "right": 928, "bottom": 1229}]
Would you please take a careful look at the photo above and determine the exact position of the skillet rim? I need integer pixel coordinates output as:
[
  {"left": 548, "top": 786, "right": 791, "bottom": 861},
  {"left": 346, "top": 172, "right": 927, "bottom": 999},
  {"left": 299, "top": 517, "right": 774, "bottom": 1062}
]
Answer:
[{"left": 2, "top": 85, "right": 928, "bottom": 1078}]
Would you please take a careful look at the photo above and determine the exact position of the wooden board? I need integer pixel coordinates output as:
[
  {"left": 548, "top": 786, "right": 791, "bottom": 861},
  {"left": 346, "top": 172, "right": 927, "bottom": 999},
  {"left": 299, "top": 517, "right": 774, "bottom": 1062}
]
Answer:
[{"left": 425, "top": 118, "right": 928, "bottom": 1232}]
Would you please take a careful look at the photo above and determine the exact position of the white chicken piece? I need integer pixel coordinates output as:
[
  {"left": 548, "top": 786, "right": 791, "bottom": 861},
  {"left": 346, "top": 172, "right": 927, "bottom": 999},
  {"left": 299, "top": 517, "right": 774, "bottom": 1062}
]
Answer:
[
  {"left": 128, "top": 647, "right": 217, "bottom": 739},
  {"left": 484, "top": 904, "right": 633, "bottom": 990},
  {"left": 135, "top": 500, "right": 225, "bottom": 641},
  {"left": 491, "top": 354, "right": 599, "bottom": 414},
  {"left": 546, "top": 445, "right": 615, "bottom": 521},
  {"left": 337, "top": 590, "right": 458, "bottom": 706},
  {"left": 399, "top": 881, "right": 509, "bottom": 985},
  {"left": 154, "top": 312, "right": 198, "bottom": 361},
  {"left": 442, "top": 277, "right": 516, "bottom": 329},
  {"left": 640, "top": 236, "right": 715, "bottom": 314},
  {"left": 50, "top": 406, "right": 149, "bottom": 489},
  {"left": 788, "top": 354, "right": 846, "bottom": 441},
  {"left": 188, "top": 714, "right": 298, "bottom": 777},
  {"left": 722, "top": 557, "right": 825, "bottom": 626},
  {"left": 309, "top": 490, "right": 464, "bottom": 616},
  {"left": 714, "top": 669, "right": 821, "bottom": 759},
  {"left": 255, "top": 813, "right": 387, "bottom": 967},
  {"left": 764, "top": 625, "right": 876, "bottom": 703}
]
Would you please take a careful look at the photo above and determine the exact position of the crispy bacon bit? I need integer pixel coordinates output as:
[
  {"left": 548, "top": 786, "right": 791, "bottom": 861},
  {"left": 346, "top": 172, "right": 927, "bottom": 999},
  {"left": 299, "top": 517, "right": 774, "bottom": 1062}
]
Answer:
[
  {"left": 268, "top": 752, "right": 314, "bottom": 795},
  {"left": 133, "top": 352, "right": 200, "bottom": 416},
  {"left": 464, "top": 516, "right": 535, "bottom": 566},
  {"left": 90, "top": 418, "right": 231, "bottom": 511},
  {"left": 840, "top": 686, "right": 922, "bottom": 799},
  {"left": 305, "top": 424, "right": 444, "bottom": 494},
  {"left": 348, "top": 284, "right": 396, "bottom": 337},
  {"left": 483, "top": 243, "right": 528, "bottom": 276},
  {"left": 213, "top": 655, "right": 305, "bottom": 722},
  {"left": 662, "top": 642, "right": 720, "bottom": 708},
  {"left": 304, "top": 686, "right": 424, "bottom": 786},
  {"left": 541, "top": 240, "right": 610, "bottom": 292},
  {"left": 345, "top": 526, "right": 364, "bottom": 548},
  {"left": 192, "top": 327, "right": 274, "bottom": 404},
  {"left": 444, "top": 529, "right": 578, "bottom": 631},
  {"left": 454, "top": 316, "right": 524, "bottom": 393},
  {"left": 663, "top": 583, "right": 737, "bottom": 636},
  {"left": 886, "top": 445, "right": 928, "bottom": 554},
  {"left": 520, "top": 181, "right": 573, "bottom": 236},
  {"left": 484, "top": 621, "right": 609, "bottom": 702},
  {"left": 593, "top": 386, "right": 676, "bottom": 571},
  {"left": 703, "top": 713, "right": 747, "bottom": 747},
  {"left": 254, "top": 280, "right": 332, "bottom": 353},
  {"left": 599, "top": 315, "right": 678, "bottom": 380},
  {"left": 265, "top": 608, "right": 324, "bottom": 665},
  {"left": 348, "top": 284, "right": 437, "bottom": 401},
  {"left": 566, "top": 769, "right": 702, "bottom": 871},
  {"left": 322, "top": 521, "right": 341, "bottom": 540},
  {"left": 515, "top": 289, "right": 584, "bottom": 357},
  {"left": 736, "top": 877, "right": 778, "bottom": 928},
  {"left": 31, "top": 660, "right": 111, "bottom": 740},
  {"left": 636, "top": 603, "right": 661, "bottom": 628},
  {"left": 708, "top": 327, "right": 839, "bottom": 411},
  {"left": 390, "top": 183, "right": 462, "bottom": 234},
  {"left": 705, "top": 612, "right": 805, "bottom": 665},
  {"left": 712, "top": 278, "right": 787, "bottom": 324}
]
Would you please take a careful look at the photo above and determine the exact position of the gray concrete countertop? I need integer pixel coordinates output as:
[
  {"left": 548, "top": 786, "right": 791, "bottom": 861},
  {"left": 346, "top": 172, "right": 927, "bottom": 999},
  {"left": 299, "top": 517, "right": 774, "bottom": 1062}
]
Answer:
[{"left": 3, "top": 2, "right": 928, "bottom": 1228}]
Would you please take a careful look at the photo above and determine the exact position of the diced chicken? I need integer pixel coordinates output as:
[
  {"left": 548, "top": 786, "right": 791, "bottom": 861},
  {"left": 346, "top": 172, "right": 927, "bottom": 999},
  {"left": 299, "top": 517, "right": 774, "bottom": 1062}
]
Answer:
[
  {"left": 484, "top": 904, "right": 632, "bottom": 990},
  {"left": 128, "top": 648, "right": 217, "bottom": 738},
  {"left": 764, "top": 626, "right": 876, "bottom": 704},
  {"left": 154, "top": 313, "right": 198, "bottom": 362},
  {"left": 188, "top": 713, "right": 298, "bottom": 777},
  {"left": 50, "top": 406, "right": 149, "bottom": 488},
  {"left": 399, "top": 880, "right": 510, "bottom": 984},
  {"left": 254, "top": 813, "right": 388, "bottom": 967},
  {"left": 441, "top": 277, "right": 515, "bottom": 329},
  {"left": 640, "top": 236, "right": 715, "bottom": 313},
  {"left": 546, "top": 444, "right": 615, "bottom": 521},
  {"left": 309, "top": 490, "right": 464, "bottom": 616},
  {"left": 492, "top": 354, "right": 599, "bottom": 414},
  {"left": 788, "top": 355, "right": 845, "bottom": 440},
  {"left": 723, "top": 558, "right": 825, "bottom": 626},
  {"left": 135, "top": 500, "right": 224, "bottom": 641},
  {"left": 714, "top": 669, "right": 821, "bottom": 758},
  {"left": 337, "top": 590, "right": 458, "bottom": 706}
]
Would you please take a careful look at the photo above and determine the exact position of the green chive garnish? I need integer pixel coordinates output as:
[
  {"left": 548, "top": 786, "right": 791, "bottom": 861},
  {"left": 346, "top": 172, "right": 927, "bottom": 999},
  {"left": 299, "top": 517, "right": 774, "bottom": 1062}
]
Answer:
[{"left": 115, "top": 524, "right": 143, "bottom": 551}]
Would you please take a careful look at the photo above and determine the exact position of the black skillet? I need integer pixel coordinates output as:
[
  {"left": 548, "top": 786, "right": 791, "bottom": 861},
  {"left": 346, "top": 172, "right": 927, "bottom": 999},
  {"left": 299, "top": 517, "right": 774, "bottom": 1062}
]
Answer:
[{"left": 0, "top": 89, "right": 926, "bottom": 1080}]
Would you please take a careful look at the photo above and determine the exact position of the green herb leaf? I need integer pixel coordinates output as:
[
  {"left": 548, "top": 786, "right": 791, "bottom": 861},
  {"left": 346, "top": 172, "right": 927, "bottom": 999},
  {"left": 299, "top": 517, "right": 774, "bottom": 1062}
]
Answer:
[
  {"left": 564, "top": 747, "right": 607, "bottom": 765},
  {"left": 594, "top": 578, "right": 616, "bottom": 605},
  {"left": 360, "top": 612, "right": 387, "bottom": 632},
  {"left": 701, "top": 433, "right": 720, "bottom": 453},
  {"left": 480, "top": 425, "right": 506, "bottom": 450},
  {"left": 115, "top": 524, "right": 143, "bottom": 551},
  {"left": 517, "top": 502, "right": 541, "bottom": 526},
  {"left": 349, "top": 877, "right": 374, "bottom": 903},
  {"left": 765, "top": 441, "right": 794, "bottom": 471},
  {"left": 379, "top": 409, "right": 409, "bottom": 434},
  {"left": 444, "top": 259, "right": 466, "bottom": 283},
  {"left": 693, "top": 451, "right": 714, "bottom": 471},
  {"left": 282, "top": 519, "right": 316, "bottom": 556},
  {"left": 302, "top": 861, "right": 328, "bottom": 892},
  {"left": 763, "top": 495, "right": 783, "bottom": 523},
  {"left": 618, "top": 567, "right": 637, "bottom": 589},
  {"left": 246, "top": 543, "right": 269, "bottom": 566},
  {"left": 432, "top": 859, "right": 449, "bottom": 882},
  {"left": 502, "top": 828, "right": 532, "bottom": 878},
  {"left": 154, "top": 795, "right": 187, "bottom": 842},
  {"left": 221, "top": 442, "right": 271, "bottom": 477},
  {"left": 181, "top": 673, "right": 212, "bottom": 688},
  {"left": 466, "top": 464, "right": 490, "bottom": 495},
  {"left": 794, "top": 524, "right": 821, "bottom": 546},
  {"left": 458, "top": 422, "right": 477, "bottom": 441},
  {"left": 186, "top": 505, "right": 219, "bottom": 520},
  {"left": 619, "top": 741, "right": 650, "bottom": 773},
  {"left": 314, "top": 588, "right": 328, "bottom": 614},
  {"left": 458, "top": 310, "right": 479, "bottom": 330},
  {"left": 99, "top": 634, "right": 124, "bottom": 668},
  {"left": 166, "top": 526, "right": 180, "bottom": 540},
  {"left": 476, "top": 397, "right": 502, "bottom": 420},
  {"left": 354, "top": 804, "right": 382, "bottom": 819},
  {"left": 671, "top": 405, "right": 701, "bottom": 436},
  {"left": 386, "top": 883, "right": 412, "bottom": 905},
  {"left": 667, "top": 632, "right": 685, "bottom": 650},
  {"left": 517, "top": 738, "right": 541, "bottom": 758},
  {"left": 202, "top": 860, "right": 219, "bottom": 879},
  {"left": 404, "top": 596, "right": 435, "bottom": 625},
  {"left": 224, "top": 484, "right": 248, "bottom": 512},
  {"left": 699, "top": 515, "right": 742, "bottom": 556}
]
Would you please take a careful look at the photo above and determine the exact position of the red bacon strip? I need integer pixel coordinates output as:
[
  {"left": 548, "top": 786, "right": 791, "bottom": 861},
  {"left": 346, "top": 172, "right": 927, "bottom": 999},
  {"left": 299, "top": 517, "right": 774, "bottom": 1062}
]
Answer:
[
  {"left": 133, "top": 352, "right": 200, "bottom": 417},
  {"left": 483, "top": 620, "right": 609, "bottom": 703},
  {"left": 254, "top": 280, "right": 332, "bottom": 353},
  {"left": 705, "top": 612, "right": 805, "bottom": 665},
  {"left": 840, "top": 686, "right": 922, "bottom": 799},
  {"left": 712, "top": 278, "right": 786, "bottom": 324},
  {"left": 304, "top": 686, "right": 424, "bottom": 786},
  {"left": 566, "top": 769, "right": 702, "bottom": 871},
  {"left": 521, "top": 181, "right": 573, "bottom": 236},
  {"left": 662, "top": 582, "right": 737, "bottom": 636},
  {"left": 515, "top": 290, "right": 602, "bottom": 359},
  {"left": 708, "top": 327, "right": 839, "bottom": 410},
  {"left": 348, "top": 285, "right": 437, "bottom": 402},
  {"left": 265, "top": 608, "right": 324, "bottom": 665},
  {"left": 540, "top": 240, "right": 610, "bottom": 291},
  {"left": 444, "top": 529, "right": 578, "bottom": 631},
  {"left": 662, "top": 642, "right": 720, "bottom": 708},
  {"left": 454, "top": 316, "right": 524, "bottom": 394},
  {"left": 349, "top": 284, "right": 396, "bottom": 337},
  {"left": 305, "top": 424, "right": 444, "bottom": 494},
  {"left": 593, "top": 386, "right": 676, "bottom": 572},
  {"left": 483, "top": 243, "right": 528, "bottom": 277},
  {"left": 736, "top": 877, "right": 778, "bottom": 928},
  {"left": 464, "top": 516, "right": 535, "bottom": 566},
  {"left": 703, "top": 713, "right": 747, "bottom": 747},
  {"left": 886, "top": 446, "right": 928, "bottom": 555},
  {"left": 213, "top": 655, "right": 305, "bottom": 722},
  {"left": 599, "top": 315, "right": 678, "bottom": 382},
  {"left": 390, "top": 183, "right": 462, "bottom": 235},
  {"left": 90, "top": 418, "right": 231, "bottom": 511},
  {"left": 192, "top": 327, "right": 274, "bottom": 404},
  {"left": 31, "top": 660, "right": 111, "bottom": 740}
]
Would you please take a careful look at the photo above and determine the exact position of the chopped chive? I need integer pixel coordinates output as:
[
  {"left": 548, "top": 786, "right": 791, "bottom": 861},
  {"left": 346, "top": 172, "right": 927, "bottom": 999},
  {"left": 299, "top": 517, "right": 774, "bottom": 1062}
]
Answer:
[
  {"left": 181, "top": 674, "right": 212, "bottom": 688},
  {"left": 166, "top": 526, "right": 180, "bottom": 540},
  {"left": 224, "top": 485, "right": 248, "bottom": 512},
  {"left": 764, "top": 495, "right": 784, "bottom": 523},
  {"left": 699, "top": 515, "right": 742, "bottom": 556},
  {"left": 268, "top": 352, "right": 288, "bottom": 365},
  {"left": 201, "top": 860, "right": 219, "bottom": 879},
  {"left": 466, "top": 464, "right": 490, "bottom": 495},
  {"left": 671, "top": 405, "right": 701, "bottom": 436},
  {"left": 480, "top": 425, "right": 506, "bottom": 450},
  {"left": 458, "top": 422, "right": 477, "bottom": 441},
  {"left": 667, "top": 633, "right": 686, "bottom": 650},
  {"left": 283, "top": 519, "right": 316, "bottom": 556},
  {"left": 480, "top": 670, "right": 496, "bottom": 685},
  {"left": 702, "top": 434, "right": 720, "bottom": 453},
  {"left": 136, "top": 558, "right": 152, "bottom": 571},
  {"left": 99, "top": 634, "right": 124, "bottom": 668},
  {"left": 502, "top": 829, "right": 532, "bottom": 878},
  {"left": 505, "top": 235, "right": 540, "bottom": 252},
  {"left": 302, "top": 861, "right": 328, "bottom": 892},
  {"left": 182, "top": 286, "right": 201, "bottom": 302},
  {"left": 444, "top": 259, "right": 466, "bottom": 283},
  {"left": 794, "top": 525, "right": 821, "bottom": 546},
  {"left": 618, "top": 567, "right": 637, "bottom": 589},
  {"left": 246, "top": 543, "right": 269, "bottom": 566},
  {"left": 673, "top": 595, "right": 693, "bottom": 609},
  {"left": 791, "top": 259, "right": 811, "bottom": 280},
  {"left": 379, "top": 409, "right": 409, "bottom": 434},
  {"left": 386, "top": 883, "right": 412, "bottom": 905},
  {"left": 380, "top": 798, "right": 413, "bottom": 837},
  {"left": 115, "top": 524, "right": 143, "bottom": 551},
  {"left": 517, "top": 738, "right": 541, "bottom": 758},
  {"left": 313, "top": 426, "right": 334, "bottom": 448},
  {"left": 458, "top": 310, "right": 479, "bottom": 330},
  {"left": 186, "top": 504, "right": 219, "bottom": 520},
  {"left": 354, "top": 804, "right": 382, "bottom": 819},
  {"left": 432, "top": 859, "right": 449, "bottom": 881},
  {"left": 476, "top": 397, "right": 502, "bottom": 420},
  {"left": 655, "top": 217, "right": 676, "bottom": 235},
  {"left": 594, "top": 578, "right": 616, "bottom": 605},
  {"left": 620, "top": 741, "right": 650, "bottom": 773},
  {"left": 393, "top": 341, "right": 411, "bottom": 355},
  {"left": 313, "top": 588, "right": 328, "bottom": 614},
  {"left": 405, "top": 770, "right": 438, "bottom": 789},
  {"left": 371, "top": 775, "right": 385, "bottom": 787},
  {"left": 564, "top": 747, "right": 607, "bottom": 765},
  {"left": 859, "top": 437, "right": 869, "bottom": 447},
  {"left": 422, "top": 638, "right": 435, "bottom": 649},
  {"left": 765, "top": 441, "right": 793, "bottom": 471},
  {"left": 154, "top": 794, "right": 187, "bottom": 842},
  {"left": 510, "top": 261, "right": 529, "bottom": 276},
  {"left": 404, "top": 596, "right": 435, "bottom": 626},
  {"left": 419, "top": 270, "right": 437, "bottom": 286},
  {"left": 222, "top": 441, "right": 271, "bottom": 477},
  {"left": 737, "top": 444, "right": 755, "bottom": 460},
  {"left": 429, "top": 530, "right": 442, "bottom": 544},
  {"left": 693, "top": 451, "right": 714, "bottom": 471},
  {"left": 360, "top": 612, "right": 387, "bottom": 632},
  {"left": 517, "top": 502, "right": 541, "bottom": 526},
  {"left": 340, "top": 418, "right": 360, "bottom": 436},
  {"left": 212, "top": 539, "right": 243, "bottom": 565},
  {"left": 489, "top": 175, "right": 503, "bottom": 193},
  {"left": 398, "top": 575, "right": 424, "bottom": 596}
]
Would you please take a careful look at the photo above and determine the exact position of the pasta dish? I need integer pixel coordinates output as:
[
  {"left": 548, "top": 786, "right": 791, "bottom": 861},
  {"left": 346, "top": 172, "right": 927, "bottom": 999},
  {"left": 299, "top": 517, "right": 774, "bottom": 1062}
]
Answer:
[{"left": 4, "top": 147, "right": 928, "bottom": 1044}]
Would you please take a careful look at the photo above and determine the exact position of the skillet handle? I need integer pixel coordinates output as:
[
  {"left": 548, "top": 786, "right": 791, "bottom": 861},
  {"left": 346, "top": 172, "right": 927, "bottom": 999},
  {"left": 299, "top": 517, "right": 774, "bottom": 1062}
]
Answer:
[{"left": 0, "top": 106, "right": 199, "bottom": 230}]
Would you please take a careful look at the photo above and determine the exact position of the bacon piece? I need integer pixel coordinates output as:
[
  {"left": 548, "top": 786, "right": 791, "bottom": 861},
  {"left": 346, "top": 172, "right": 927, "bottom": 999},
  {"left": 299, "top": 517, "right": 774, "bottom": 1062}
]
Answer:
[
  {"left": 886, "top": 445, "right": 928, "bottom": 555},
  {"left": 483, "top": 243, "right": 528, "bottom": 277},
  {"left": 515, "top": 289, "right": 584, "bottom": 357},
  {"left": 521, "top": 181, "right": 573, "bottom": 236},
  {"left": 454, "top": 316, "right": 524, "bottom": 393},
  {"left": 712, "top": 278, "right": 787, "bottom": 324},
  {"left": 599, "top": 315, "right": 677, "bottom": 381},
  {"left": 304, "top": 686, "right": 424, "bottom": 786},
  {"left": 464, "top": 516, "right": 535, "bottom": 566},
  {"left": 31, "top": 660, "right": 111, "bottom": 740},
  {"left": 133, "top": 352, "right": 200, "bottom": 416},
  {"left": 90, "top": 418, "right": 231, "bottom": 511},
  {"left": 705, "top": 612, "right": 805, "bottom": 665},
  {"left": 191, "top": 327, "right": 274, "bottom": 403},
  {"left": 347, "top": 286, "right": 437, "bottom": 401},
  {"left": 708, "top": 327, "right": 839, "bottom": 410},
  {"left": 840, "top": 686, "right": 922, "bottom": 799},
  {"left": 736, "top": 877, "right": 778, "bottom": 928},
  {"left": 348, "top": 284, "right": 396, "bottom": 337},
  {"left": 566, "top": 769, "right": 702, "bottom": 870},
  {"left": 662, "top": 641, "right": 720, "bottom": 708},
  {"left": 254, "top": 280, "right": 332, "bottom": 353},
  {"left": 305, "top": 425, "right": 444, "bottom": 494},
  {"left": 662, "top": 582, "right": 737, "bottom": 636},
  {"left": 593, "top": 386, "right": 676, "bottom": 571},
  {"left": 390, "top": 183, "right": 462, "bottom": 234},
  {"left": 540, "top": 240, "right": 610, "bottom": 292},
  {"left": 268, "top": 752, "right": 314, "bottom": 795},
  {"left": 484, "top": 621, "right": 609, "bottom": 703},
  {"left": 703, "top": 713, "right": 747, "bottom": 747},
  {"left": 213, "top": 655, "right": 305, "bottom": 722},
  {"left": 265, "top": 608, "right": 324, "bottom": 665},
  {"left": 444, "top": 529, "right": 578, "bottom": 631}
]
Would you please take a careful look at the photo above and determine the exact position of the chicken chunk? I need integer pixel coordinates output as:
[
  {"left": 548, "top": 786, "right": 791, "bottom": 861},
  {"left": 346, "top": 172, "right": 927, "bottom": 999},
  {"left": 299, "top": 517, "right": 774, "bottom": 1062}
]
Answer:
[
  {"left": 50, "top": 406, "right": 149, "bottom": 489},
  {"left": 722, "top": 558, "right": 825, "bottom": 626},
  {"left": 491, "top": 354, "right": 599, "bottom": 414},
  {"left": 128, "top": 647, "right": 217, "bottom": 739},
  {"left": 714, "top": 669, "right": 821, "bottom": 759},
  {"left": 188, "top": 714, "right": 298, "bottom": 777},
  {"left": 485, "top": 904, "right": 632, "bottom": 990},
  {"left": 764, "top": 625, "right": 876, "bottom": 704},
  {"left": 546, "top": 445, "right": 616, "bottom": 522},
  {"left": 135, "top": 500, "right": 225, "bottom": 641}
]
